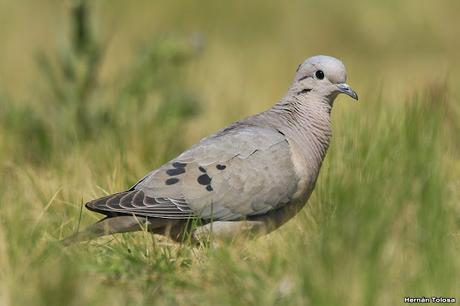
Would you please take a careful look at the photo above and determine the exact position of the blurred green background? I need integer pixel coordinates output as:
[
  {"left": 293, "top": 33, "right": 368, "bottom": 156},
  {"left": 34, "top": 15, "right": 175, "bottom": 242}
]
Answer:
[{"left": 0, "top": 0, "right": 459, "bottom": 305}]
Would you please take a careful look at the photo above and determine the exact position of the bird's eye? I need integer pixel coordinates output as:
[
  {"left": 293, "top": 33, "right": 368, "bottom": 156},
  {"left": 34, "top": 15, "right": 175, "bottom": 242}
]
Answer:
[{"left": 315, "top": 70, "right": 325, "bottom": 80}]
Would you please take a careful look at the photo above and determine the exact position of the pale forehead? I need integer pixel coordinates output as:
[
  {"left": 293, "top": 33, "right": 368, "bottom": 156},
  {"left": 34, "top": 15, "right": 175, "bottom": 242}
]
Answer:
[{"left": 298, "top": 55, "right": 347, "bottom": 83}]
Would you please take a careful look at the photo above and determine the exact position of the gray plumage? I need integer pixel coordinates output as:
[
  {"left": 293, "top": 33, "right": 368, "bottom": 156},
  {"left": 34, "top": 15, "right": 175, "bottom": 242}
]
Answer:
[{"left": 63, "top": 55, "right": 358, "bottom": 244}]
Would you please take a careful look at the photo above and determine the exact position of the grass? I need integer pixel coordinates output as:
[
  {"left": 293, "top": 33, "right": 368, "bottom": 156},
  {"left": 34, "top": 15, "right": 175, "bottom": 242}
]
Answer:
[{"left": 0, "top": 1, "right": 460, "bottom": 305}]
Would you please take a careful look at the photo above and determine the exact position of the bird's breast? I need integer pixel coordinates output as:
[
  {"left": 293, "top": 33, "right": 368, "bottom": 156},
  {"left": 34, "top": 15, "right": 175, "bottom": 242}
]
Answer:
[{"left": 288, "top": 139, "right": 321, "bottom": 203}]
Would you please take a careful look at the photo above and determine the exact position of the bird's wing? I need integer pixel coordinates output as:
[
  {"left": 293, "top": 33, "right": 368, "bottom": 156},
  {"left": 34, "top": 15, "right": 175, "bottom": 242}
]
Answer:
[{"left": 86, "top": 125, "right": 300, "bottom": 221}]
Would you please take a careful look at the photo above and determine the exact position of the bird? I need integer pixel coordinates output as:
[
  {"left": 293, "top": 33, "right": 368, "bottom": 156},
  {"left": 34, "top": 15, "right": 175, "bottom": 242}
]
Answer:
[{"left": 63, "top": 55, "right": 358, "bottom": 245}]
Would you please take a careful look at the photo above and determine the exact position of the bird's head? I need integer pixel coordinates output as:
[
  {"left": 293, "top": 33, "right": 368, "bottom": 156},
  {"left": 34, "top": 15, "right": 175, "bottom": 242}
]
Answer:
[{"left": 291, "top": 55, "right": 358, "bottom": 104}]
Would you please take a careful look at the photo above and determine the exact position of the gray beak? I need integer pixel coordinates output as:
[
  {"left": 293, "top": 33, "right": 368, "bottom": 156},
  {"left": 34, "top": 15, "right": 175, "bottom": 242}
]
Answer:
[{"left": 337, "top": 83, "right": 358, "bottom": 100}]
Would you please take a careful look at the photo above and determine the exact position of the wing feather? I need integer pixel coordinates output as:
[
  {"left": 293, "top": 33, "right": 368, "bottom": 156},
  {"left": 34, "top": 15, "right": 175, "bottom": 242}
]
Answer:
[{"left": 86, "top": 126, "right": 299, "bottom": 221}]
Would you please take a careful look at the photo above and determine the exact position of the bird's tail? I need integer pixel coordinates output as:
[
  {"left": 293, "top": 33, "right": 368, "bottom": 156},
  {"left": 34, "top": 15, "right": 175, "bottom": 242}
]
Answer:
[{"left": 61, "top": 215, "right": 149, "bottom": 246}]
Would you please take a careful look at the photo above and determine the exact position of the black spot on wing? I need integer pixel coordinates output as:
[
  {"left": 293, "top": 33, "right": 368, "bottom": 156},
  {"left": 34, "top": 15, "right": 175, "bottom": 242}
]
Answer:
[
  {"left": 172, "top": 162, "right": 187, "bottom": 168},
  {"left": 165, "top": 178, "right": 180, "bottom": 185},
  {"left": 197, "top": 174, "right": 211, "bottom": 185},
  {"left": 198, "top": 166, "right": 206, "bottom": 173},
  {"left": 206, "top": 185, "right": 213, "bottom": 192},
  {"left": 166, "top": 168, "right": 185, "bottom": 176},
  {"left": 216, "top": 164, "right": 226, "bottom": 170}
]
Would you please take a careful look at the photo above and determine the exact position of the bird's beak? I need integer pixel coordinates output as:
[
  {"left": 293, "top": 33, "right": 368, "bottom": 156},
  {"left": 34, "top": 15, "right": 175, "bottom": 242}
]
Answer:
[{"left": 337, "top": 83, "right": 358, "bottom": 101}]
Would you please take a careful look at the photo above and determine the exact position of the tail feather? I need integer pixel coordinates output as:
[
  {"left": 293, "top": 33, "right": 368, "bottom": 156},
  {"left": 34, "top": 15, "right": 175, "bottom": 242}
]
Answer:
[{"left": 61, "top": 216, "right": 156, "bottom": 246}]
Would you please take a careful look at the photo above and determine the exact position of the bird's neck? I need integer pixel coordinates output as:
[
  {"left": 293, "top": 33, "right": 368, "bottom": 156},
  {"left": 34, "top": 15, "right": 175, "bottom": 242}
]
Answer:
[{"left": 265, "top": 95, "right": 333, "bottom": 172}]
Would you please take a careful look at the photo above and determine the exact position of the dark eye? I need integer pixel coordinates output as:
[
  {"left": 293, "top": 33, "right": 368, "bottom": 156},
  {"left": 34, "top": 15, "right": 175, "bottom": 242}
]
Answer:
[{"left": 315, "top": 70, "right": 324, "bottom": 80}]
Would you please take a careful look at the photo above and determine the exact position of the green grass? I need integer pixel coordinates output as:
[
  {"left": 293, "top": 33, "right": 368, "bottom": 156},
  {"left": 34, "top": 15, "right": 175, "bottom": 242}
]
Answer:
[{"left": 1, "top": 1, "right": 460, "bottom": 305}]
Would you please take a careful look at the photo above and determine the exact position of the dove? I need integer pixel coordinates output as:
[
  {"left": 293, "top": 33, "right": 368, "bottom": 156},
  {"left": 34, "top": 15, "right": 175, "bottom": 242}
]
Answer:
[{"left": 63, "top": 55, "right": 358, "bottom": 244}]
